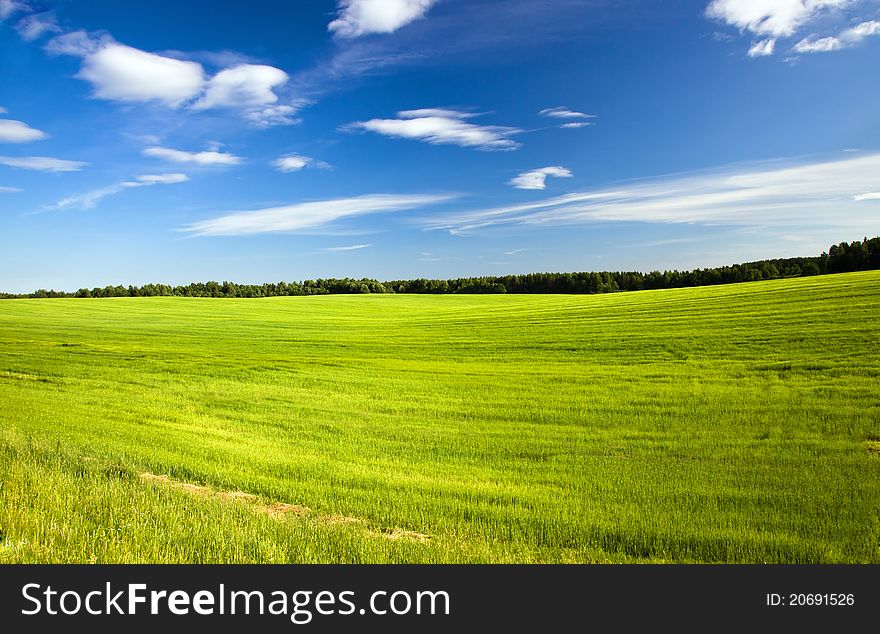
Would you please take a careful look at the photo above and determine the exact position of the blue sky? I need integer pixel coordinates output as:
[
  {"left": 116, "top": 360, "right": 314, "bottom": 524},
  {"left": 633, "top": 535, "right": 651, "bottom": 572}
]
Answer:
[{"left": 1, "top": 0, "right": 879, "bottom": 292}]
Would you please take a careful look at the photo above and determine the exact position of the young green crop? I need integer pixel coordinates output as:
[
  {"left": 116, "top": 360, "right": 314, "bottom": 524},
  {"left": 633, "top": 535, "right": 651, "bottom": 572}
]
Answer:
[{"left": 1, "top": 271, "right": 878, "bottom": 563}]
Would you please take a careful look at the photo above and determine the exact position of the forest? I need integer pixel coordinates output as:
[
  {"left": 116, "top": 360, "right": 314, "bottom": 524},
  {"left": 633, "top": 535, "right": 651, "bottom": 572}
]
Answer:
[{"left": 3, "top": 236, "right": 878, "bottom": 299}]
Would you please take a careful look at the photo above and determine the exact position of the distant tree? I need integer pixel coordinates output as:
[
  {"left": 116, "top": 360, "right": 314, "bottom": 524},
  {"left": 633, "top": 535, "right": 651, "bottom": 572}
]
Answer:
[{"left": 802, "top": 261, "right": 821, "bottom": 276}]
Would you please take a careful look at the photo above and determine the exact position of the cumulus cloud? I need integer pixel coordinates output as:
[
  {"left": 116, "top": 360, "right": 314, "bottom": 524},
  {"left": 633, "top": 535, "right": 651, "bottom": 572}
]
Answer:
[
  {"left": 271, "top": 154, "right": 330, "bottom": 172},
  {"left": 0, "top": 119, "right": 48, "bottom": 143},
  {"left": 539, "top": 107, "right": 595, "bottom": 119},
  {"left": 422, "top": 153, "right": 880, "bottom": 235},
  {"left": 705, "top": 0, "right": 849, "bottom": 38},
  {"left": 0, "top": 155, "right": 87, "bottom": 172},
  {"left": 183, "top": 193, "right": 458, "bottom": 236},
  {"left": 46, "top": 33, "right": 296, "bottom": 125},
  {"left": 143, "top": 146, "right": 243, "bottom": 166},
  {"left": 509, "top": 166, "right": 572, "bottom": 190},
  {"left": 0, "top": 186, "right": 23, "bottom": 193},
  {"left": 77, "top": 43, "right": 206, "bottom": 106},
  {"left": 50, "top": 173, "right": 189, "bottom": 210},
  {"left": 192, "top": 64, "right": 288, "bottom": 110},
  {"left": 322, "top": 243, "right": 372, "bottom": 251},
  {"left": 329, "top": 0, "right": 439, "bottom": 38},
  {"left": 748, "top": 38, "right": 777, "bottom": 56},
  {"left": 348, "top": 108, "right": 522, "bottom": 150},
  {"left": 794, "top": 19, "right": 880, "bottom": 53}
]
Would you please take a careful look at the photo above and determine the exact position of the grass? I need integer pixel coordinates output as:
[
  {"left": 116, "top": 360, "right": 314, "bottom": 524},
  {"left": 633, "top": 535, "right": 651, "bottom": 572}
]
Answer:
[{"left": 0, "top": 271, "right": 878, "bottom": 563}]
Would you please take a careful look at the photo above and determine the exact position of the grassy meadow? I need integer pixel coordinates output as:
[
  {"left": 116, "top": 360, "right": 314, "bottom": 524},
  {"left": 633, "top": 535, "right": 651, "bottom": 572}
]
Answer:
[{"left": 0, "top": 271, "right": 878, "bottom": 563}]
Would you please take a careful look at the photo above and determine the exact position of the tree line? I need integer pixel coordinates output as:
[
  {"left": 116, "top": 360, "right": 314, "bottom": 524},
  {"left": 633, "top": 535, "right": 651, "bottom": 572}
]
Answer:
[{"left": 3, "top": 236, "right": 878, "bottom": 299}]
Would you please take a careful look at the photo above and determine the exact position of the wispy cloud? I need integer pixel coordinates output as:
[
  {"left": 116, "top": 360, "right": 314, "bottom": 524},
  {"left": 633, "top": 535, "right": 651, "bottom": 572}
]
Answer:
[
  {"left": 793, "top": 35, "right": 843, "bottom": 52},
  {"left": 747, "top": 38, "right": 776, "bottom": 57},
  {"left": 539, "top": 106, "right": 595, "bottom": 119},
  {"left": 16, "top": 11, "right": 60, "bottom": 41},
  {"left": 329, "top": 0, "right": 440, "bottom": 38},
  {"left": 49, "top": 173, "right": 189, "bottom": 210},
  {"left": 0, "top": 0, "right": 27, "bottom": 21},
  {"left": 0, "top": 155, "right": 87, "bottom": 172},
  {"left": 347, "top": 108, "right": 522, "bottom": 150},
  {"left": 143, "top": 146, "right": 244, "bottom": 166},
  {"left": 44, "top": 30, "right": 107, "bottom": 56},
  {"left": 853, "top": 192, "right": 880, "bottom": 201},
  {"left": 244, "top": 102, "right": 307, "bottom": 128},
  {"left": 794, "top": 20, "right": 880, "bottom": 53},
  {"left": 184, "top": 193, "right": 458, "bottom": 236},
  {"left": 322, "top": 243, "right": 372, "bottom": 251},
  {"left": 271, "top": 154, "right": 331, "bottom": 173},
  {"left": 0, "top": 186, "right": 22, "bottom": 193},
  {"left": 423, "top": 153, "right": 880, "bottom": 234},
  {"left": 0, "top": 118, "right": 48, "bottom": 143},
  {"left": 509, "top": 166, "right": 572, "bottom": 190},
  {"left": 133, "top": 173, "right": 189, "bottom": 185},
  {"left": 559, "top": 122, "right": 592, "bottom": 129}
]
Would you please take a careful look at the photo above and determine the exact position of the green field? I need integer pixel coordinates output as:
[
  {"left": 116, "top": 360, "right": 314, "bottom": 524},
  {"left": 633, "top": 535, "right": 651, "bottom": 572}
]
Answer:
[{"left": 1, "top": 271, "right": 878, "bottom": 563}]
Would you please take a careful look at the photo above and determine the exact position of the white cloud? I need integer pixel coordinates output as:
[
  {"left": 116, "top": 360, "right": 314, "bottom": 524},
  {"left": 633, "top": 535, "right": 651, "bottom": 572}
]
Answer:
[
  {"left": 853, "top": 192, "right": 880, "bottom": 201},
  {"left": 143, "top": 146, "right": 244, "bottom": 166},
  {"left": 78, "top": 43, "right": 205, "bottom": 106},
  {"left": 271, "top": 154, "right": 330, "bottom": 172},
  {"left": 748, "top": 38, "right": 777, "bottom": 56},
  {"left": 845, "top": 19, "right": 880, "bottom": 39},
  {"left": 795, "top": 19, "right": 880, "bottom": 52},
  {"left": 0, "top": 119, "right": 48, "bottom": 143},
  {"left": 793, "top": 35, "right": 844, "bottom": 51},
  {"left": 245, "top": 104, "right": 301, "bottom": 128},
  {"left": 44, "top": 30, "right": 106, "bottom": 57},
  {"left": 192, "top": 64, "right": 288, "bottom": 110},
  {"left": 329, "top": 0, "right": 439, "bottom": 38},
  {"left": 0, "top": 107, "right": 6, "bottom": 114},
  {"left": 509, "top": 166, "right": 573, "bottom": 190},
  {"left": 559, "top": 122, "right": 593, "bottom": 129},
  {"left": 0, "top": 186, "right": 22, "bottom": 193},
  {"left": 705, "top": 0, "right": 850, "bottom": 38},
  {"left": 322, "top": 243, "right": 372, "bottom": 251},
  {"left": 51, "top": 173, "right": 189, "bottom": 210},
  {"left": 398, "top": 108, "right": 473, "bottom": 118},
  {"left": 0, "top": 155, "right": 87, "bottom": 172},
  {"left": 539, "top": 107, "right": 595, "bottom": 119},
  {"left": 183, "top": 193, "right": 458, "bottom": 236},
  {"left": 0, "top": 0, "right": 27, "bottom": 21},
  {"left": 423, "top": 153, "right": 880, "bottom": 235},
  {"left": 16, "top": 12, "right": 60, "bottom": 41},
  {"left": 52, "top": 184, "right": 129, "bottom": 210},
  {"left": 134, "top": 173, "right": 189, "bottom": 185},
  {"left": 348, "top": 108, "right": 522, "bottom": 150},
  {"left": 49, "top": 35, "right": 297, "bottom": 125}
]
